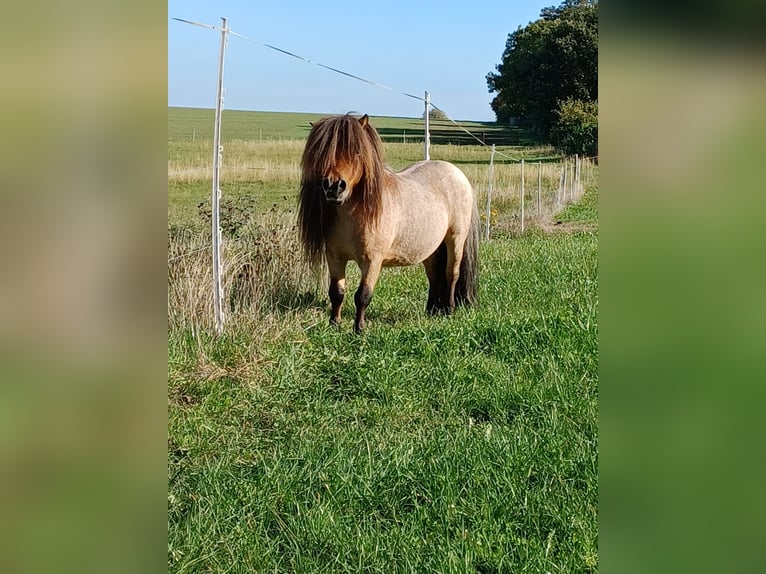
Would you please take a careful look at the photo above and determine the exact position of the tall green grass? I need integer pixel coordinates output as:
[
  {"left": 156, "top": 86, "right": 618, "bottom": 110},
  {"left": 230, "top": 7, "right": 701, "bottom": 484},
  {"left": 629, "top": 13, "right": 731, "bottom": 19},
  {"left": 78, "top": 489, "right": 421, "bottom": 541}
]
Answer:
[{"left": 168, "top": 231, "right": 597, "bottom": 572}]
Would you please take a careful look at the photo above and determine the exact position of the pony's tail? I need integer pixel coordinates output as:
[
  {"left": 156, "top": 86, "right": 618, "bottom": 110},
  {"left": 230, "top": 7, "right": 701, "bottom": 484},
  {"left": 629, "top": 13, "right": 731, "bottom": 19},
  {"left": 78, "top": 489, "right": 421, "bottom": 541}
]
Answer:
[{"left": 455, "top": 201, "right": 480, "bottom": 306}]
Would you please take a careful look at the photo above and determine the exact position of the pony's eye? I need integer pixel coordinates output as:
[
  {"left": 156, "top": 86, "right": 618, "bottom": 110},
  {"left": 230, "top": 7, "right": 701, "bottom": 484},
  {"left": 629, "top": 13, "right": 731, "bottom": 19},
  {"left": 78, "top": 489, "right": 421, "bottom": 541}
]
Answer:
[
  {"left": 338, "top": 180, "right": 346, "bottom": 191},
  {"left": 321, "top": 178, "right": 331, "bottom": 190}
]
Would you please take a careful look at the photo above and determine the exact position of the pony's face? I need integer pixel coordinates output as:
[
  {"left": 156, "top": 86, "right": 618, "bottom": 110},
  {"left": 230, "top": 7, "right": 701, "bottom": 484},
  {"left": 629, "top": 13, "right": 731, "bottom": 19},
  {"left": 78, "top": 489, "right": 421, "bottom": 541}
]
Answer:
[{"left": 321, "top": 160, "right": 362, "bottom": 205}]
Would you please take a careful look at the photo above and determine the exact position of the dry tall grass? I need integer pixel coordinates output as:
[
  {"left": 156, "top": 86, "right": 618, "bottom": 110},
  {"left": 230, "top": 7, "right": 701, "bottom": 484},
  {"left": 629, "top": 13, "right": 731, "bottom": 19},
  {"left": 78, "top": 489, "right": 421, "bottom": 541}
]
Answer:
[
  {"left": 168, "top": 139, "right": 304, "bottom": 185},
  {"left": 473, "top": 156, "right": 596, "bottom": 234},
  {"left": 168, "top": 210, "right": 324, "bottom": 335}
]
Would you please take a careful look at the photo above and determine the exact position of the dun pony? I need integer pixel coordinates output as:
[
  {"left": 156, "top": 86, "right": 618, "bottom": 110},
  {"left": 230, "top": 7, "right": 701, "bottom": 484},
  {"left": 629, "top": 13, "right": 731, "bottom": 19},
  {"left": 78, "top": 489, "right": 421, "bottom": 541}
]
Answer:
[{"left": 298, "top": 114, "right": 479, "bottom": 332}]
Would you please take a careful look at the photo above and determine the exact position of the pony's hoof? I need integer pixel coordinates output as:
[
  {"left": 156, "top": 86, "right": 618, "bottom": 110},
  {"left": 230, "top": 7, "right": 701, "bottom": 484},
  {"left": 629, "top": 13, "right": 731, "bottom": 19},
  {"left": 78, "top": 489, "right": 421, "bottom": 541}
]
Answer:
[{"left": 427, "top": 304, "right": 451, "bottom": 316}]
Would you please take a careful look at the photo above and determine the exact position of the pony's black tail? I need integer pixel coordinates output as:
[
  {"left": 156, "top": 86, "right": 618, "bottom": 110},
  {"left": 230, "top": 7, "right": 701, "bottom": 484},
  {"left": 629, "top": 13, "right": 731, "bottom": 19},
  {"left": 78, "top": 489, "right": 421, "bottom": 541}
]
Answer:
[{"left": 455, "top": 201, "right": 479, "bottom": 306}]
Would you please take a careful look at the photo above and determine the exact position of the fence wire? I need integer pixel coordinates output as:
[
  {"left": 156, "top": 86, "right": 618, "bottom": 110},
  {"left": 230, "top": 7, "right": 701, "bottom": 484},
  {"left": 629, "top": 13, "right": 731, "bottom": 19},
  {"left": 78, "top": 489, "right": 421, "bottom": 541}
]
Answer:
[{"left": 173, "top": 17, "right": 520, "bottom": 160}]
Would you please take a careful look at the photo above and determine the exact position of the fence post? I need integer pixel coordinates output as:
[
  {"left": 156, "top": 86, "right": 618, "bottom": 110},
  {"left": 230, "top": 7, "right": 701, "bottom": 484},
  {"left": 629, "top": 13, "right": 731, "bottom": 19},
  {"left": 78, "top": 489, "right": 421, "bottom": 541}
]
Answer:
[
  {"left": 574, "top": 160, "right": 577, "bottom": 197},
  {"left": 557, "top": 163, "right": 565, "bottom": 207},
  {"left": 484, "top": 144, "right": 496, "bottom": 241},
  {"left": 211, "top": 16, "right": 228, "bottom": 334},
  {"left": 537, "top": 161, "right": 542, "bottom": 215},
  {"left": 424, "top": 91, "right": 431, "bottom": 161},
  {"left": 574, "top": 155, "right": 578, "bottom": 199},
  {"left": 520, "top": 159, "right": 525, "bottom": 235},
  {"left": 571, "top": 158, "right": 575, "bottom": 200},
  {"left": 562, "top": 159, "right": 568, "bottom": 205},
  {"left": 576, "top": 155, "right": 581, "bottom": 196}
]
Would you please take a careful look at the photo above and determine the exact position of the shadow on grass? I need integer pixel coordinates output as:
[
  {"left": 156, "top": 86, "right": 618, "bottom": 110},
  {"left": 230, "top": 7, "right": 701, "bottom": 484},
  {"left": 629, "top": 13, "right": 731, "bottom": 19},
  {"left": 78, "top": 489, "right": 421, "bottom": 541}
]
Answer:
[{"left": 230, "top": 282, "right": 325, "bottom": 315}]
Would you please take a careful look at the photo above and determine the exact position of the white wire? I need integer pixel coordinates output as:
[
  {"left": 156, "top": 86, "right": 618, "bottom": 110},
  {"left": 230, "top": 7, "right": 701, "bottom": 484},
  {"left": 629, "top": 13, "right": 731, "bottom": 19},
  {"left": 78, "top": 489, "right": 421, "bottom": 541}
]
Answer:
[{"left": 171, "top": 17, "right": 524, "bottom": 161}]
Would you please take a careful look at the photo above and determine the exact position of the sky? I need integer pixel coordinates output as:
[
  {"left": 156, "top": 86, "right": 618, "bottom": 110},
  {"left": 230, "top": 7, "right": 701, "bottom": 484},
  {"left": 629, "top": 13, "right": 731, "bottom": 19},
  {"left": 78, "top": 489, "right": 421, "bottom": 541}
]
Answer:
[{"left": 168, "top": 0, "right": 555, "bottom": 122}]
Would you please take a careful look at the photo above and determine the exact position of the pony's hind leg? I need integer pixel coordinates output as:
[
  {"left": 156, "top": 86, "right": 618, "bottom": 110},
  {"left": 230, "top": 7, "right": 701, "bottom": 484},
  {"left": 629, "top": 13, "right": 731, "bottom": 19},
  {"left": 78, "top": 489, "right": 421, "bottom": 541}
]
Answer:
[
  {"left": 354, "top": 258, "right": 383, "bottom": 333},
  {"left": 423, "top": 243, "right": 448, "bottom": 314},
  {"left": 444, "top": 235, "right": 466, "bottom": 314},
  {"left": 327, "top": 257, "right": 347, "bottom": 325}
]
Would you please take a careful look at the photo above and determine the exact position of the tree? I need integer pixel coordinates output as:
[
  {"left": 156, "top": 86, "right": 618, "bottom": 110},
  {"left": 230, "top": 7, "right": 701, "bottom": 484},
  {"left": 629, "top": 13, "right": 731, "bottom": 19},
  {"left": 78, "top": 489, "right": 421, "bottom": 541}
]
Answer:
[
  {"left": 549, "top": 98, "right": 598, "bottom": 156},
  {"left": 423, "top": 108, "right": 449, "bottom": 121},
  {"left": 486, "top": 1, "right": 597, "bottom": 137}
]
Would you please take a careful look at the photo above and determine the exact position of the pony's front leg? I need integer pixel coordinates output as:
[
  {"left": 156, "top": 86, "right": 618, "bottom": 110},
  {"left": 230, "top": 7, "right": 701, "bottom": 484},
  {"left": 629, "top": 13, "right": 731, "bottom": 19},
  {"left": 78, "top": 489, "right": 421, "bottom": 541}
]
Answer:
[
  {"left": 354, "top": 258, "right": 383, "bottom": 333},
  {"left": 327, "top": 256, "right": 347, "bottom": 326}
]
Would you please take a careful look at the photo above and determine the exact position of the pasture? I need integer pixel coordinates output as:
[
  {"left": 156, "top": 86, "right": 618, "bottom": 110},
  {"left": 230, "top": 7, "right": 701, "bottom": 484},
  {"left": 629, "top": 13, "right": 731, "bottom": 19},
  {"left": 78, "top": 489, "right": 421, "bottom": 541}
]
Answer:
[{"left": 168, "top": 107, "right": 598, "bottom": 572}]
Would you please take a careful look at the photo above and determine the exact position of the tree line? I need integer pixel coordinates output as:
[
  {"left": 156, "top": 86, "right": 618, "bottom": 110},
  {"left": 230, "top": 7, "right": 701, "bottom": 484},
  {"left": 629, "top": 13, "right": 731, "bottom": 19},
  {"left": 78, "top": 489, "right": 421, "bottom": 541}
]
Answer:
[{"left": 486, "top": 0, "right": 597, "bottom": 156}]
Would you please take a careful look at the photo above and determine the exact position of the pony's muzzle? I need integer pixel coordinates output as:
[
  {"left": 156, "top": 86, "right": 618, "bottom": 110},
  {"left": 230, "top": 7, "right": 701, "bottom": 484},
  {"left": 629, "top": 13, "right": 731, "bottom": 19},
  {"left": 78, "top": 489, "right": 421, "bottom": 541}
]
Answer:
[{"left": 322, "top": 177, "right": 348, "bottom": 204}]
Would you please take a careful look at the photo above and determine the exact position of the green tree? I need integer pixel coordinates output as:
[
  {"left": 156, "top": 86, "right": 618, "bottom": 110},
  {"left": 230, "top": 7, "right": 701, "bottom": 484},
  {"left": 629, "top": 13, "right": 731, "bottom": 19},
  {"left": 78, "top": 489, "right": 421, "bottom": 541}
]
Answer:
[
  {"left": 422, "top": 108, "right": 449, "bottom": 120},
  {"left": 486, "top": 0, "right": 597, "bottom": 137},
  {"left": 550, "top": 98, "right": 598, "bottom": 156}
]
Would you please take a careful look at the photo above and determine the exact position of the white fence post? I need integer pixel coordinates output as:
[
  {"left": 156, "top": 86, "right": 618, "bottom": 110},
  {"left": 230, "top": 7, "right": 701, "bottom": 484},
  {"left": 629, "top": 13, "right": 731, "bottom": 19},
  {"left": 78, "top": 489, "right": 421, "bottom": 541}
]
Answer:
[
  {"left": 484, "top": 144, "right": 496, "bottom": 241},
  {"left": 557, "top": 163, "right": 565, "bottom": 207},
  {"left": 520, "top": 159, "right": 525, "bottom": 235},
  {"left": 424, "top": 91, "right": 431, "bottom": 161},
  {"left": 576, "top": 154, "right": 581, "bottom": 196},
  {"left": 211, "top": 16, "right": 228, "bottom": 334},
  {"left": 570, "top": 158, "right": 575, "bottom": 200},
  {"left": 537, "top": 161, "right": 542, "bottom": 215},
  {"left": 562, "top": 159, "right": 568, "bottom": 205}
]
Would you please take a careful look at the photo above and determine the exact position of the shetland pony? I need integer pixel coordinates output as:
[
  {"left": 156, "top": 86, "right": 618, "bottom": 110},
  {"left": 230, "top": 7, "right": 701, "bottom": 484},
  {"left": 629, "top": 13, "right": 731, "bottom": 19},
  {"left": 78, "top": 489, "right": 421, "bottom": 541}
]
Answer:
[{"left": 298, "top": 114, "right": 479, "bottom": 332}]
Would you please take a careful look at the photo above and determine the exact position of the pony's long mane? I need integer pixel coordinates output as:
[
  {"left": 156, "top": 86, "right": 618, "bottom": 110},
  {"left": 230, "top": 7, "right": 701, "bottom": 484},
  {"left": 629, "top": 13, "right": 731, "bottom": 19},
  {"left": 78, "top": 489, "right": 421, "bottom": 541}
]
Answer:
[{"left": 298, "top": 114, "right": 385, "bottom": 266}]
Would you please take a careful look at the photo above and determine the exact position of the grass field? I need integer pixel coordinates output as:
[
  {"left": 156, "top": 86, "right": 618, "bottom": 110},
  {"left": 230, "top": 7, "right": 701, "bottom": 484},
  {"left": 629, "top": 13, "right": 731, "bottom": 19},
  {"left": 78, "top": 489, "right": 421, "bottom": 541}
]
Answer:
[
  {"left": 168, "top": 107, "right": 546, "bottom": 146},
  {"left": 168, "top": 108, "right": 597, "bottom": 572}
]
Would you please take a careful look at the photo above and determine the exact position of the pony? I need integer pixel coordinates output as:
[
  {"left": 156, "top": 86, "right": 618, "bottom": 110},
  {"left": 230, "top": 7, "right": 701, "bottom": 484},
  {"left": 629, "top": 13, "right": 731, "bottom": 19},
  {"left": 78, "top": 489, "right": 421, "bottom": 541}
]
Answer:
[{"left": 298, "top": 113, "right": 479, "bottom": 332}]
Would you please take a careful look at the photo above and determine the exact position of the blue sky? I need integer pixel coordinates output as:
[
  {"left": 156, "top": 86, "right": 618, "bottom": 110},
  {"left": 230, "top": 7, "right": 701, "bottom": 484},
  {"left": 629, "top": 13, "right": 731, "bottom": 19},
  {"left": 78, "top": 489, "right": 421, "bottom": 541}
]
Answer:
[{"left": 168, "top": 1, "right": 554, "bottom": 121}]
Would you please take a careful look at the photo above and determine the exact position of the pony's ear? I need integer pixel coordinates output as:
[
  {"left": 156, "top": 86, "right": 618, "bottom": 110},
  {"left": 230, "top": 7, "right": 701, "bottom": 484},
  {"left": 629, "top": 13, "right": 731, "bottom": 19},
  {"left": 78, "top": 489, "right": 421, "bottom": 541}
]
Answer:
[{"left": 358, "top": 114, "right": 369, "bottom": 128}]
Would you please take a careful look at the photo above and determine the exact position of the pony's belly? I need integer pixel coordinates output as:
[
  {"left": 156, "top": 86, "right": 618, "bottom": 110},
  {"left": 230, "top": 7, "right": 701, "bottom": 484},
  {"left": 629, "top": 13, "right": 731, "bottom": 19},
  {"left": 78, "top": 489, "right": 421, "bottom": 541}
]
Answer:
[
  {"left": 384, "top": 234, "right": 444, "bottom": 267},
  {"left": 382, "top": 254, "right": 421, "bottom": 267},
  {"left": 384, "top": 213, "right": 448, "bottom": 267}
]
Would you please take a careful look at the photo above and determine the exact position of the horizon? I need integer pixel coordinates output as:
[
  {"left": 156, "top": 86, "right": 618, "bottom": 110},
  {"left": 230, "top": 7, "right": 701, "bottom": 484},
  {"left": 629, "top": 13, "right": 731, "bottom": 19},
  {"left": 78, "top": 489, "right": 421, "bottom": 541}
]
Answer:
[{"left": 167, "top": 105, "right": 502, "bottom": 125}]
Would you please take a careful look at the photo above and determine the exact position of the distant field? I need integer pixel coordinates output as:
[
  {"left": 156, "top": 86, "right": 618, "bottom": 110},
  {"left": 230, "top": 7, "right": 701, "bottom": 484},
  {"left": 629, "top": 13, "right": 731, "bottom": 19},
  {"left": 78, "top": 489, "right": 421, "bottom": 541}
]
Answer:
[
  {"left": 167, "top": 109, "right": 597, "bottom": 573},
  {"left": 167, "top": 108, "right": 571, "bottom": 231},
  {"left": 168, "top": 106, "right": 544, "bottom": 146}
]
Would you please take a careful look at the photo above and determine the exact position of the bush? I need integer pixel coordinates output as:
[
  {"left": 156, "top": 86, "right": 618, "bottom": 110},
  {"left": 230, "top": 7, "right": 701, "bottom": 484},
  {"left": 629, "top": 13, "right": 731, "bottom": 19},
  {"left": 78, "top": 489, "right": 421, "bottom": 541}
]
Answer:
[
  {"left": 423, "top": 107, "right": 449, "bottom": 121},
  {"left": 197, "top": 194, "right": 259, "bottom": 239},
  {"left": 550, "top": 99, "right": 598, "bottom": 157}
]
